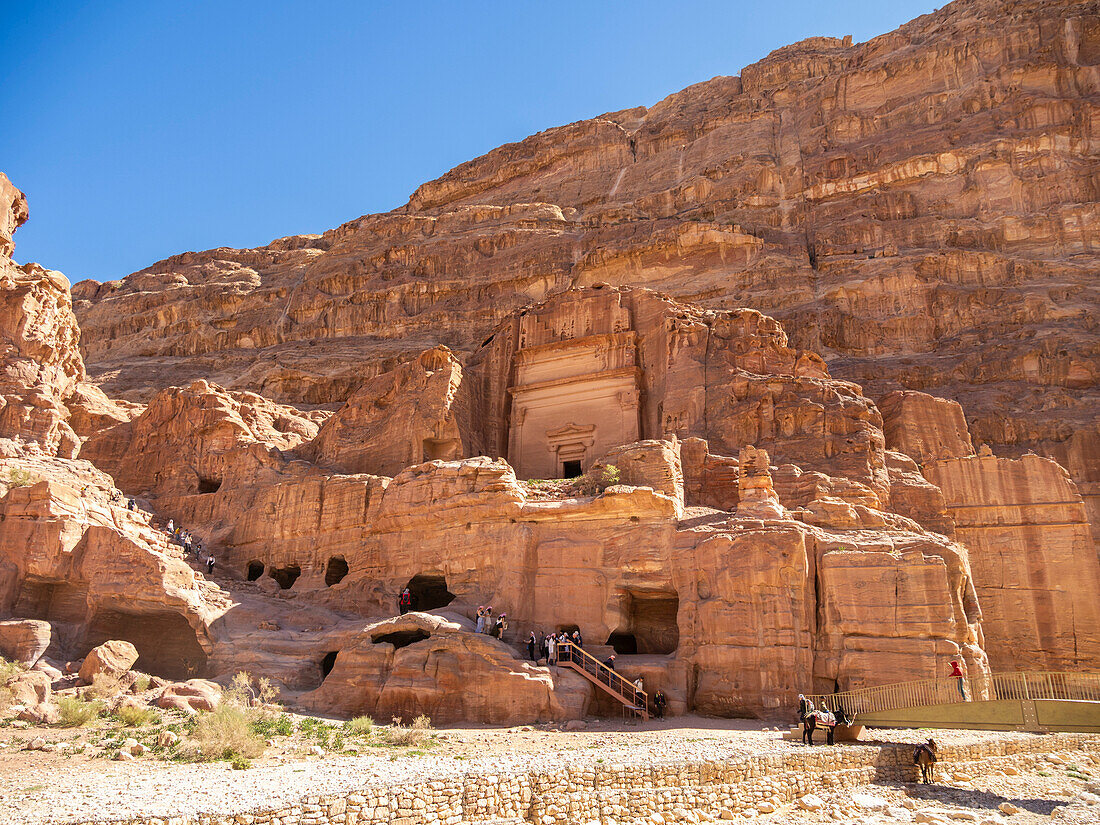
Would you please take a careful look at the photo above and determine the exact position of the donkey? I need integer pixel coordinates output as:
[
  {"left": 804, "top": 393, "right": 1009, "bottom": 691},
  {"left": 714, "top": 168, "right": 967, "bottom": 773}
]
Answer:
[{"left": 914, "top": 737, "right": 938, "bottom": 784}]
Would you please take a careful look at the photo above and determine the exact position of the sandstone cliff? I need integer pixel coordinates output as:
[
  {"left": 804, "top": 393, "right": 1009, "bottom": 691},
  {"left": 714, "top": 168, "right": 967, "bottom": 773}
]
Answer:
[{"left": 69, "top": 0, "right": 1098, "bottom": 505}]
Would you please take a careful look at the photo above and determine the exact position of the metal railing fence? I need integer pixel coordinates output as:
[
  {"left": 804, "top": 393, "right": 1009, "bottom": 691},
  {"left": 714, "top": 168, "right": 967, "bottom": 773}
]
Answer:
[{"left": 804, "top": 671, "right": 1100, "bottom": 719}]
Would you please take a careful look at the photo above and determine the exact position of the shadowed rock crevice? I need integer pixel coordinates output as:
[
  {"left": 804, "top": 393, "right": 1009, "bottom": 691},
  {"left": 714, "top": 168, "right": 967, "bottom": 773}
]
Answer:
[
  {"left": 371, "top": 629, "right": 431, "bottom": 649},
  {"left": 269, "top": 564, "right": 301, "bottom": 590}
]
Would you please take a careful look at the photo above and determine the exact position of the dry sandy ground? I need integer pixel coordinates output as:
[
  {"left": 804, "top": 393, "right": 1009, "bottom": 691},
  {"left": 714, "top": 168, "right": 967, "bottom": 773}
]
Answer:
[{"left": 1, "top": 716, "right": 1097, "bottom": 824}]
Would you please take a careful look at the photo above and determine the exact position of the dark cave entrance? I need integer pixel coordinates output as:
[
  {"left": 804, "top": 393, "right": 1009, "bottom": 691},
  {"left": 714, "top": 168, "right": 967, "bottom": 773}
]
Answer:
[
  {"left": 606, "top": 632, "right": 638, "bottom": 654},
  {"left": 606, "top": 590, "right": 679, "bottom": 655},
  {"left": 270, "top": 564, "right": 301, "bottom": 590},
  {"left": 197, "top": 477, "right": 221, "bottom": 494},
  {"left": 325, "top": 556, "right": 349, "bottom": 586},
  {"left": 372, "top": 629, "right": 431, "bottom": 649},
  {"left": 320, "top": 651, "right": 338, "bottom": 680},
  {"left": 561, "top": 459, "right": 583, "bottom": 478},
  {"left": 246, "top": 561, "right": 265, "bottom": 581},
  {"left": 404, "top": 573, "right": 455, "bottom": 612}
]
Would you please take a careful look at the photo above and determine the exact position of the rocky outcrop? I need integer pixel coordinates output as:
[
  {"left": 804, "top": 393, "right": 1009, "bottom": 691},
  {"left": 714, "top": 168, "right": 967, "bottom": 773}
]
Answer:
[
  {"left": 299, "top": 613, "right": 590, "bottom": 724},
  {"left": 0, "top": 263, "right": 85, "bottom": 458},
  {"left": 81, "top": 380, "right": 322, "bottom": 497},
  {"left": 300, "top": 346, "right": 464, "bottom": 476}
]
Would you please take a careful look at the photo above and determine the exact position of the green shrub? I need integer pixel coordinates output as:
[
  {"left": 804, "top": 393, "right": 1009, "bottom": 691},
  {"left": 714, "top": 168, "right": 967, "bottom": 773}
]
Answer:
[
  {"left": 116, "top": 705, "right": 160, "bottom": 728},
  {"left": 6, "top": 468, "right": 40, "bottom": 488},
  {"left": 57, "top": 697, "right": 104, "bottom": 727},
  {"left": 132, "top": 675, "right": 151, "bottom": 693},
  {"left": 187, "top": 704, "right": 266, "bottom": 761},
  {"left": 344, "top": 715, "right": 374, "bottom": 736},
  {"left": 250, "top": 712, "right": 293, "bottom": 738},
  {"left": 230, "top": 753, "right": 251, "bottom": 770}
]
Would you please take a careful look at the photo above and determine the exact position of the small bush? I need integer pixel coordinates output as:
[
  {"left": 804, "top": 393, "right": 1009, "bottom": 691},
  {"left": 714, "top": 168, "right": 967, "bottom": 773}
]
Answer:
[
  {"left": 230, "top": 753, "right": 251, "bottom": 770},
  {"left": 6, "top": 468, "right": 40, "bottom": 488},
  {"left": 573, "top": 464, "right": 621, "bottom": 495},
  {"left": 227, "top": 671, "right": 278, "bottom": 709},
  {"left": 132, "top": 675, "right": 151, "bottom": 693},
  {"left": 250, "top": 712, "right": 293, "bottom": 738},
  {"left": 116, "top": 705, "right": 160, "bottom": 728},
  {"left": 383, "top": 715, "right": 432, "bottom": 747},
  {"left": 187, "top": 704, "right": 266, "bottom": 761},
  {"left": 344, "top": 715, "right": 374, "bottom": 735},
  {"left": 57, "top": 697, "right": 104, "bottom": 728}
]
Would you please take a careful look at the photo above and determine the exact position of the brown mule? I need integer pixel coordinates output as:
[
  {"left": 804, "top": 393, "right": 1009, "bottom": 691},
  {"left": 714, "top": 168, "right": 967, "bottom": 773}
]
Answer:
[{"left": 914, "top": 738, "right": 937, "bottom": 783}]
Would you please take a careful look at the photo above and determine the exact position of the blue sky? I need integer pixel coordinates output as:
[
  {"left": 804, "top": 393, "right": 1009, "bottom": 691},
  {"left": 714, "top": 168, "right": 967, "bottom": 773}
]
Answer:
[{"left": 1, "top": 1, "right": 939, "bottom": 282}]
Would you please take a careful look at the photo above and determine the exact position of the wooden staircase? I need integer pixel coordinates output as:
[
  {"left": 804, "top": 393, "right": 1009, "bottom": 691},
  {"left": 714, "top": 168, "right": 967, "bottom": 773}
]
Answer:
[{"left": 555, "top": 641, "right": 649, "bottom": 720}]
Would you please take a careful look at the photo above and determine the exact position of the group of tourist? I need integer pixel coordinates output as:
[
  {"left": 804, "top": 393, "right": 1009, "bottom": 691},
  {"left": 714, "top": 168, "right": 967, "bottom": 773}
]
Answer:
[
  {"left": 165, "top": 518, "right": 214, "bottom": 574},
  {"left": 525, "top": 629, "right": 584, "bottom": 665},
  {"left": 475, "top": 605, "right": 508, "bottom": 638}
]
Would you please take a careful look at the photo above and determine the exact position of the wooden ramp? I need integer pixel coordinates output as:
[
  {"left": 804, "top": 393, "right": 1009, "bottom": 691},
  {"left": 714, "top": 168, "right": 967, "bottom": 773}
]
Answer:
[
  {"left": 555, "top": 641, "right": 649, "bottom": 720},
  {"left": 798, "top": 671, "right": 1100, "bottom": 735}
]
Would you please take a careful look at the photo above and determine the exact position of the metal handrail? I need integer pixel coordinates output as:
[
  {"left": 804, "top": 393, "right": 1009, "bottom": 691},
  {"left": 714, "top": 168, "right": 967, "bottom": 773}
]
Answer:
[
  {"left": 805, "top": 671, "right": 1100, "bottom": 719},
  {"left": 555, "top": 641, "right": 649, "bottom": 715}
]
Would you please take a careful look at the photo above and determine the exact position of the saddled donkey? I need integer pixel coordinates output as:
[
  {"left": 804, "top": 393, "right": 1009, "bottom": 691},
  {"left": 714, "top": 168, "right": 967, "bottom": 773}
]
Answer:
[{"left": 914, "top": 737, "right": 938, "bottom": 783}]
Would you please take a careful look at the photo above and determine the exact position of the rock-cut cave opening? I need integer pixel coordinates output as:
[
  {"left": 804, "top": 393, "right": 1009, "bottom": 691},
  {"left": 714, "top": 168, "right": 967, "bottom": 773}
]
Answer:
[
  {"left": 325, "top": 556, "right": 349, "bottom": 587},
  {"left": 606, "top": 591, "right": 679, "bottom": 655},
  {"left": 320, "top": 651, "right": 338, "bottom": 681},
  {"left": 405, "top": 573, "right": 455, "bottom": 611},
  {"left": 246, "top": 560, "right": 265, "bottom": 581},
  {"left": 270, "top": 564, "right": 301, "bottom": 590}
]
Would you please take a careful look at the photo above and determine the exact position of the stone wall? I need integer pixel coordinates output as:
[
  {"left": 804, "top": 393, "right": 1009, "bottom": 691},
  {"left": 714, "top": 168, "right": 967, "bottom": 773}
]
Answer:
[{"left": 74, "top": 733, "right": 1100, "bottom": 825}]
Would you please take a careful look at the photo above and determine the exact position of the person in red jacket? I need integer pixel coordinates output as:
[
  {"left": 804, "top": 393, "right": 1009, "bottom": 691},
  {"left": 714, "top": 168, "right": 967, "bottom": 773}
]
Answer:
[{"left": 950, "top": 660, "right": 969, "bottom": 701}]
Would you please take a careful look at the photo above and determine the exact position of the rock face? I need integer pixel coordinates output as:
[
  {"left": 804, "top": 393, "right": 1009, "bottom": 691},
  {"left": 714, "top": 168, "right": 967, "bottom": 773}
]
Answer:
[
  {"left": 926, "top": 452, "right": 1100, "bottom": 671},
  {"left": 69, "top": 0, "right": 1098, "bottom": 510},
  {"left": 301, "top": 346, "right": 464, "bottom": 476},
  {"left": 1, "top": 0, "right": 1098, "bottom": 725}
]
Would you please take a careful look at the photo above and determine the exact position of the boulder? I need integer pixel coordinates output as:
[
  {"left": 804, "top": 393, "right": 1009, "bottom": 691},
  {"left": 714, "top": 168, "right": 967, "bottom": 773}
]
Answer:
[
  {"left": 155, "top": 679, "right": 221, "bottom": 714},
  {"left": 77, "top": 640, "right": 139, "bottom": 684},
  {"left": 8, "top": 670, "right": 52, "bottom": 705},
  {"left": 0, "top": 619, "right": 51, "bottom": 666}
]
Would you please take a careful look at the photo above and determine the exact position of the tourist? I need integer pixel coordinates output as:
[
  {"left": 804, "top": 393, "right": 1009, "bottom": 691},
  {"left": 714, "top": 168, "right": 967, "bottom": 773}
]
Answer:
[
  {"left": 483, "top": 606, "right": 493, "bottom": 633},
  {"left": 126, "top": 498, "right": 136, "bottom": 511},
  {"left": 399, "top": 587, "right": 413, "bottom": 615},
  {"left": 492, "top": 613, "right": 507, "bottom": 639},
  {"left": 572, "top": 628, "right": 583, "bottom": 648},
  {"left": 797, "top": 694, "right": 812, "bottom": 723},
  {"left": 950, "top": 660, "right": 969, "bottom": 701},
  {"left": 166, "top": 518, "right": 174, "bottom": 533},
  {"left": 604, "top": 653, "right": 617, "bottom": 672},
  {"left": 652, "top": 689, "right": 667, "bottom": 719},
  {"left": 475, "top": 606, "right": 487, "bottom": 634},
  {"left": 634, "top": 677, "right": 644, "bottom": 692},
  {"left": 206, "top": 555, "right": 215, "bottom": 575},
  {"left": 526, "top": 631, "right": 537, "bottom": 661},
  {"left": 539, "top": 633, "right": 549, "bottom": 663},
  {"left": 547, "top": 633, "right": 557, "bottom": 665}
]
